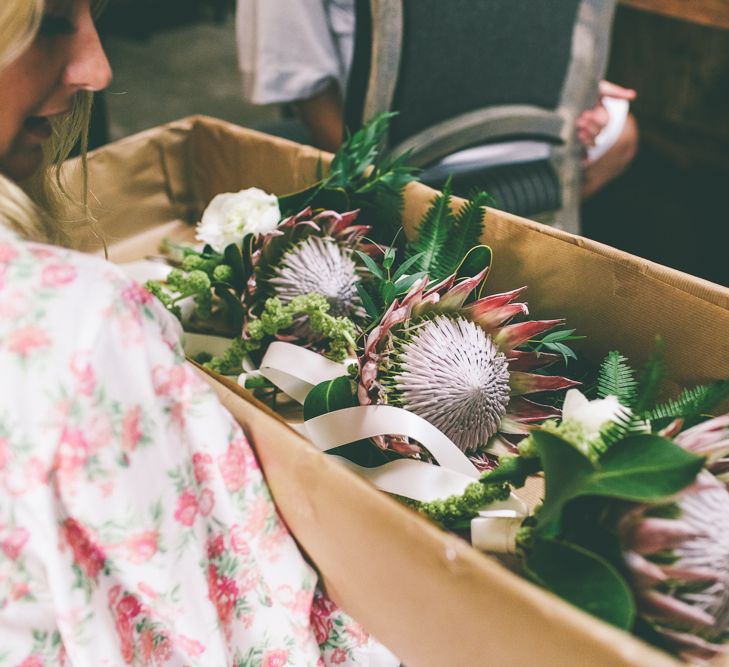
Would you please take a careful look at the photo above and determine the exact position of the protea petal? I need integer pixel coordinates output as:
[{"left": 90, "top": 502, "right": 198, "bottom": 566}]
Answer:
[
  {"left": 625, "top": 551, "right": 669, "bottom": 587},
  {"left": 507, "top": 396, "right": 561, "bottom": 423},
  {"left": 506, "top": 349, "right": 561, "bottom": 371},
  {"left": 466, "top": 302, "right": 529, "bottom": 332},
  {"left": 492, "top": 319, "right": 564, "bottom": 352},
  {"left": 469, "top": 286, "right": 528, "bottom": 312},
  {"left": 431, "top": 267, "right": 490, "bottom": 312},
  {"left": 659, "top": 418, "right": 685, "bottom": 439},
  {"left": 640, "top": 591, "right": 716, "bottom": 629},
  {"left": 509, "top": 372, "right": 580, "bottom": 396},
  {"left": 629, "top": 518, "right": 705, "bottom": 554}
]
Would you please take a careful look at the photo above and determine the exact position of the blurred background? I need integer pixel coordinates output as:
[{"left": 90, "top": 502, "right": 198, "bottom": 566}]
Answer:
[{"left": 96, "top": 0, "right": 728, "bottom": 286}]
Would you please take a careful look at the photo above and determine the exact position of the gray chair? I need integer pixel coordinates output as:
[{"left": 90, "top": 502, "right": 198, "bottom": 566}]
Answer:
[{"left": 345, "top": 0, "right": 618, "bottom": 233}]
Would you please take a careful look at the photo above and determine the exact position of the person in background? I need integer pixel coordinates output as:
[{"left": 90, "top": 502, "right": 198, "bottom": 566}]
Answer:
[
  {"left": 236, "top": 0, "right": 638, "bottom": 198},
  {"left": 0, "top": 1, "right": 396, "bottom": 664}
]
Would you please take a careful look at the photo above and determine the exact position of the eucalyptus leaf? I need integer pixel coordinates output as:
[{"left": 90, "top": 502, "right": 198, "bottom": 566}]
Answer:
[
  {"left": 355, "top": 283, "right": 380, "bottom": 320},
  {"left": 303, "top": 376, "right": 356, "bottom": 421},
  {"left": 525, "top": 538, "right": 636, "bottom": 630},
  {"left": 355, "top": 250, "right": 385, "bottom": 280}
]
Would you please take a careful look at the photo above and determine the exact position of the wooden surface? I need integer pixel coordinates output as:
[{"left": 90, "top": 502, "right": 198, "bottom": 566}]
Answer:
[{"left": 620, "top": 0, "right": 729, "bottom": 31}]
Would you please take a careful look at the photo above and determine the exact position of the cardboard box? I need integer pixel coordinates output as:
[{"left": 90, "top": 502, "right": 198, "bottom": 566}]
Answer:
[{"left": 65, "top": 116, "right": 729, "bottom": 666}]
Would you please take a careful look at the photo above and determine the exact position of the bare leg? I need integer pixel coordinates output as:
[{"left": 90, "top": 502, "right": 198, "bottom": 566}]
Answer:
[
  {"left": 293, "top": 81, "right": 345, "bottom": 153},
  {"left": 581, "top": 113, "right": 639, "bottom": 200}
]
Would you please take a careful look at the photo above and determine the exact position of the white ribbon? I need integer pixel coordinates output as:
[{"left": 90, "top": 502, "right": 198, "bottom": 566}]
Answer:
[{"left": 185, "top": 337, "right": 529, "bottom": 552}]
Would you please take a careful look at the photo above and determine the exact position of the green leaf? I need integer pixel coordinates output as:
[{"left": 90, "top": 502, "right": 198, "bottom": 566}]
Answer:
[
  {"left": 380, "top": 281, "right": 396, "bottom": 306},
  {"left": 481, "top": 455, "right": 542, "bottom": 487},
  {"left": 393, "top": 271, "right": 427, "bottom": 295},
  {"left": 303, "top": 376, "right": 356, "bottom": 421},
  {"left": 382, "top": 246, "right": 396, "bottom": 270},
  {"left": 355, "top": 283, "right": 380, "bottom": 320},
  {"left": 223, "top": 243, "right": 245, "bottom": 293},
  {"left": 597, "top": 351, "right": 638, "bottom": 407},
  {"left": 354, "top": 250, "right": 385, "bottom": 280},
  {"left": 525, "top": 538, "right": 636, "bottom": 630},
  {"left": 214, "top": 285, "right": 244, "bottom": 332},
  {"left": 582, "top": 434, "right": 704, "bottom": 501},
  {"left": 391, "top": 251, "right": 426, "bottom": 282},
  {"left": 533, "top": 431, "right": 595, "bottom": 535},
  {"left": 633, "top": 337, "right": 666, "bottom": 415}
]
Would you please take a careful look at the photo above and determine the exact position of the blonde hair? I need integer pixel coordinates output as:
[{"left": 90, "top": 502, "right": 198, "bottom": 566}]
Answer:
[{"left": 0, "top": 0, "right": 101, "bottom": 246}]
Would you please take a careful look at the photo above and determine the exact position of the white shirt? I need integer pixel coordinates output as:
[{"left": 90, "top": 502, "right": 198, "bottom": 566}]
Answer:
[{"left": 236, "top": 0, "right": 356, "bottom": 105}]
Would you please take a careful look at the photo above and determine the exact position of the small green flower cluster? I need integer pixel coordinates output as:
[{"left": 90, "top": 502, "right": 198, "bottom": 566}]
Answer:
[
  {"left": 409, "top": 480, "right": 510, "bottom": 528},
  {"left": 206, "top": 294, "right": 357, "bottom": 376},
  {"left": 518, "top": 418, "right": 604, "bottom": 462}
]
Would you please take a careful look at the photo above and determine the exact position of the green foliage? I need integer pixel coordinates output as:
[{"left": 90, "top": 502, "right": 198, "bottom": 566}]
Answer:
[
  {"left": 205, "top": 294, "right": 357, "bottom": 375},
  {"left": 481, "top": 455, "right": 542, "bottom": 488},
  {"left": 530, "top": 328, "right": 586, "bottom": 366},
  {"left": 525, "top": 538, "right": 636, "bottom": 630},
  {"left": 278, "top": 113, "right": 419, "bottom": 243},
  {"left": 303, "top": 376, "right": 356, "bottom": 420},
  {"left": 534, "top": 431, "right": 703, "bottom": 535},
  {"left": 405, "top": 184, "right": 491, "bottom": 282},
  {"left": 633, "top": 338, "right": 666, "bottom": 415},
  {"left": 648, "top": 379, "right": 729, "bottom": 424},
  {"left": 409, "top": 481, "right": 510, "bottom": 529},
  {"left": 597, "top": 351, "right": 638, "bottom": 407}
]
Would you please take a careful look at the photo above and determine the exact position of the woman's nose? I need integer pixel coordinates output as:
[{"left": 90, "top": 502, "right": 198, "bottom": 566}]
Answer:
[{"left": 63, "top": 12, "right": 113, "bottom": 93}]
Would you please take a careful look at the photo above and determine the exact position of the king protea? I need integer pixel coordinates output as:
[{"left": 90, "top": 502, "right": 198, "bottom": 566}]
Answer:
[
  {"left": 619, "top": 415, "right": 729, "bottom": 663},
  {"left": 358, "top": 268, "right": 579, "bottom": 459},
  {"left": 253, "top": 207, "right": 370, "bottom": 324}
]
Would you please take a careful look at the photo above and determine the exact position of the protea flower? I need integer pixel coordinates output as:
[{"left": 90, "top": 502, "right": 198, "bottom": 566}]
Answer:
[
  {"left": 619, "top": 414, "right": 729, "bottom": 662},
  {"left": 358, "top": 268, "right": 579, "bottom": 459},
  {"left": 253, "top": 207, "right": 370, "bottom": 324}
]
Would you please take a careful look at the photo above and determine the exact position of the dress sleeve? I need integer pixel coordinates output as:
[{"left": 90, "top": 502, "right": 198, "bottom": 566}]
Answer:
[{"left": 0, "top": 244, "right": 394, "bottom": 665}]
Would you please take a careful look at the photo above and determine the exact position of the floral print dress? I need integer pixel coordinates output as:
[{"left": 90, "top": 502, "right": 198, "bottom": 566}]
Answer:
[{"left": 0, "top": 229, "right": 396, "bottom": 667}]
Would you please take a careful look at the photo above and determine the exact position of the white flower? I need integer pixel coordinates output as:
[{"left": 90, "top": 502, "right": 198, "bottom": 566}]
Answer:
[
  {"left": 196, "top": 188, "right": 280, "bottom": 252},
  {"left": 562, "top": 388, "right": 629, "bottom": 439}
]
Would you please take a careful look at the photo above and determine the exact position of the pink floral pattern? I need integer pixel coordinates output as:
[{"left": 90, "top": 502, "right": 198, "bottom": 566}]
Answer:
[{"left": 0, "top": 233, "right": 396, "bottom": 666}]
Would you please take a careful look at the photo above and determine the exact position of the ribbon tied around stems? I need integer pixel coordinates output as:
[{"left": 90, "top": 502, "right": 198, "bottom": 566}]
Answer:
[{"left": 186, "top": 335, "right": 529, "bottom": 554}]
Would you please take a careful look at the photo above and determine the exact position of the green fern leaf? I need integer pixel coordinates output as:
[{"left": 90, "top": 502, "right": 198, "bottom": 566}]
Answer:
[
  {"left": 633, "top": 338, "right": 667, "bottom": 414},
  {"left": 648, "top": 380, "right": 729, "bottom": 422},
  {"left": 598, "top": 410, "right": 647, "bottom": 452},
  {"left": 405, "top": 181, "right": 455, "bottom": 276},
  {"left": 597, "top": 351, "right": 638, "bottom": 407},
  {"left": 433, "top": 190, "right": 489, "bottom": 279}
]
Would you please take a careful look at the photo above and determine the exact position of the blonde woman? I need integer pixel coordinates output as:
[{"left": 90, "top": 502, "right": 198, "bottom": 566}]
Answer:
[{"left": 0, "top": 2, "right": 395, "bottom": 664}]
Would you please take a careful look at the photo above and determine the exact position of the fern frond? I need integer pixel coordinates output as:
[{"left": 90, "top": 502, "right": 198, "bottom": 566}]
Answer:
[
  {"left": 596, "top": 351, "right": 638, "bottom": 407},
  {"left": 433, "top": 190, "right": 489, "bottom": 279},
  {"left": 598, "top": 410, "right": 648, "bottom": 452},
  {"left": 648, "top": 380, "right": 729, "bottom": 422},
  {"left": 405, "top": 180, "right": 454, "bottom": 275},
  {"left": 633, "top": 338, "right": 667, "bottom": 414}
]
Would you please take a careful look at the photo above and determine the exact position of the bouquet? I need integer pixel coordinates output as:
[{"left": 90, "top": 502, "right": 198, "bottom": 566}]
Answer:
[{"left": 137, "top": 114, "right": 729, "bottom": 664}]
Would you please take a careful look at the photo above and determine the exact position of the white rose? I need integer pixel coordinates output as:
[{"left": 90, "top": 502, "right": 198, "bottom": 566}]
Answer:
[
  {"left": 196, "top": 188, "right": 280, "bottom": 252},
  {"left": 562, "top": 388, "right": 630, "bottom": 439}
]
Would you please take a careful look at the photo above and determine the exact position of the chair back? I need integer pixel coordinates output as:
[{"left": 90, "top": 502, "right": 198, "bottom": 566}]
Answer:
[{"left": 346, "top": 0, "right": 618, "bottom": 166}]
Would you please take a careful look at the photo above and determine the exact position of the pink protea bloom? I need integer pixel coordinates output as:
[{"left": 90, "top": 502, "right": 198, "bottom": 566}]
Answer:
[
  {"left": 619, "top": 414, "right": 729, "bottom": 662},
  {"left": 357, "top": 268, "right": 577, "bottom": 457}
]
